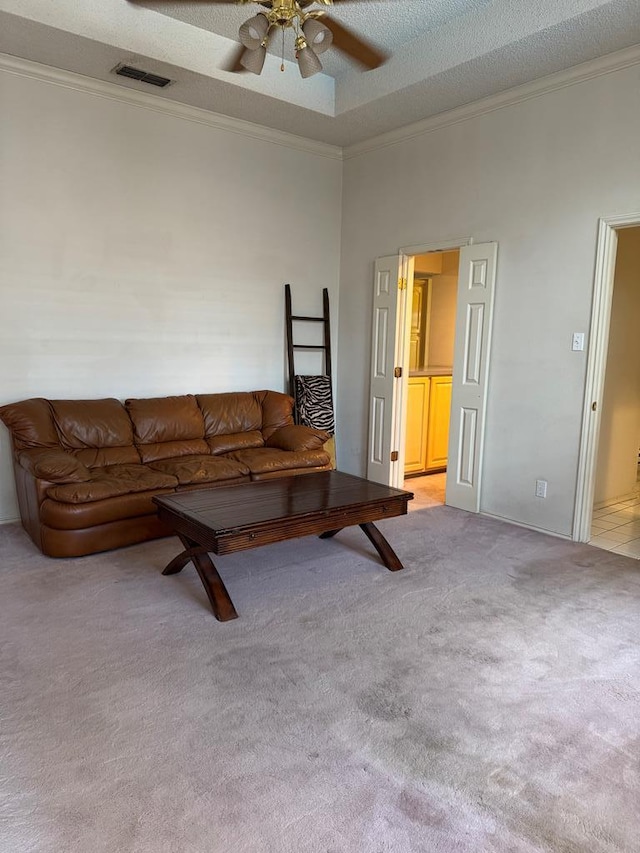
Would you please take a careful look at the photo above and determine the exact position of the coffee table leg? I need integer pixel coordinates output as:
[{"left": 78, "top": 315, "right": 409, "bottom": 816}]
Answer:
[
  {"left": 162, "top": 534, "right": 200, "bottom": 575},
  {"left": 360, "top": 522, "right": 404, "bottom": 572},
  {"left": 161, "top": 535, "right": 238, "bottom": 621},
  {"left": 162, "top": 548, "right": 200, "bottom": 576},
  {"left": 319, "top": 528, "right": 343, "bottom": 539},
  {"left": 191, "top": 550, "right": 238, "bottom": 622}
]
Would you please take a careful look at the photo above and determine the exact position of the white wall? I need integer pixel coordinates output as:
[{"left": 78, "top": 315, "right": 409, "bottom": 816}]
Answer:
[
  {"left": 337, "top": 62, "right": 640, "bottom": 537},
  {"left": 594, "top": 227, "right": 640, "bottom": 504},
  {"left": 0, "top": 69, "right": 342, "bottom": 522}
]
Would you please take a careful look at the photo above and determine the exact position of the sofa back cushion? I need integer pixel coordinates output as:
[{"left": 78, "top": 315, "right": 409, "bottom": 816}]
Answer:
[
  {"left": 50, "top": 399, "right": 140, "bottom": 468},
  {"left": 207, "top": 431, "right": 264, "bottom": 455},
  {"left": 196, "top": 392, "right": 265, "bottom": 455},
  {"left": 126, "top": 394, "right": 208, "bottom": 463},
  {"left": 259, "top": 390, "right": 295, "bottom": 440},
  {"left": 0, "top": 398, "right": 59, "bottom": 450},
  {"left": 1, "top": 389, "right": 297, "bottom": 466}
]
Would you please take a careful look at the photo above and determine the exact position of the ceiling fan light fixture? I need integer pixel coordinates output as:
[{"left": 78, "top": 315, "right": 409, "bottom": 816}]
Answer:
[
  {"left": 238, "top": 13, "right": 269, "bottom": 50},
  {"left": 240, "top": 45, "right": 267, "bottom": 75},
  {"left": 295, "top": 37, "right": 322, "bottom": 78},
  {"left": 301, "top": 18, "right": 332, "bottom": 55}
]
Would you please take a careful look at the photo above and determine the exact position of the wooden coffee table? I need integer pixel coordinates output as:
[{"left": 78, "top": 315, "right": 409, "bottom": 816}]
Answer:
[{"left": 153, "top": 470, "right": 413, "bottom": 621}]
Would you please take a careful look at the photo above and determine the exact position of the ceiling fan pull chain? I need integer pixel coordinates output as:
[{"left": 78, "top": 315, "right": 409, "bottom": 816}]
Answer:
[{"left": 281, "top": 25, "right": 285, "bottom": 72}]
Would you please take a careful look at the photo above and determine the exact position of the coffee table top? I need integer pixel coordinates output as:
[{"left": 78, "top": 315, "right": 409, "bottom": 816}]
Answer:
[
  {"left": 153, "top": 470, "right": 413, "bottom": 534},
  {"left": 155, "top": 470, "right": 414, "bottom": 620}
]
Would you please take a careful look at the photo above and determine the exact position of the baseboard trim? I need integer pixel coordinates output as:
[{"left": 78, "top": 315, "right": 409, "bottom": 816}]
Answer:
[{"left": 479, "top": 511, "right": 572, "bottom": 542}]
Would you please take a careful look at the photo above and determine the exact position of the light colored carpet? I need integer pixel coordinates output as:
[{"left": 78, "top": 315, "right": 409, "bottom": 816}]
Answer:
[{"left": 1, "top": 507, "right": 639, "bottom": 853}]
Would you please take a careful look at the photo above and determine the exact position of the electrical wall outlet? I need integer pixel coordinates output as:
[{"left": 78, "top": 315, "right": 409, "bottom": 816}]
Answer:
[
  {"left": 571, "top": 332, "right": 585, "bottom": 351},
  {"left": 535, "top": 479, "right": 548, "bottom": 498}
]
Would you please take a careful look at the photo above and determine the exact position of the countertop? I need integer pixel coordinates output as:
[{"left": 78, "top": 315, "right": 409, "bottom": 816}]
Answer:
[{"left": 409, "top": 367, "right": 453, "bottom": 377}]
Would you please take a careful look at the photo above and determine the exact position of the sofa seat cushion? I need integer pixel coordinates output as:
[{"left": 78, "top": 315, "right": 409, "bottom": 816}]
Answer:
[
  {"left": 135, "top": 438, "right": 210, "bottom": 464},
  {"left": 227, "top": 447, "right": 330, "bottom": 475},
  {"left": 46, "top": 464, "right": 178, "bottom": 504},
  {"left": 147, "top": 455, "right": 249, "bottom": 485}
]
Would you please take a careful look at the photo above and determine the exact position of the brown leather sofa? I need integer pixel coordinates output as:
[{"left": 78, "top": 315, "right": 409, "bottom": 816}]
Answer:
[{"left": 0, "top": 390, "right": 331, "bottom": 557}]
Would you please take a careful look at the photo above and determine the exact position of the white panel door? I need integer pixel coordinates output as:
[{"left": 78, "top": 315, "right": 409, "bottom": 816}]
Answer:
[
  {"left": 367, "top": 255, "right": 410, "bottom": 486},
  {"left": 446, "top": 242, "right": 498, "bottom": 512}
]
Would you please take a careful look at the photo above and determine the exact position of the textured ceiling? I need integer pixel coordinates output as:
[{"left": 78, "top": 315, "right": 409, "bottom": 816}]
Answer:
[
  {"left": 1, "top": 0, "right": 639, "bottom": 147},
  {"left": 137, "top": 0, "right": 494, "bottom": 75}
]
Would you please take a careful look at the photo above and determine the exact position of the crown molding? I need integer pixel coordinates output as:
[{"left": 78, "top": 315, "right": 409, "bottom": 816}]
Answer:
[
  {"left": 3, "top": 41, "right": 640, "bottom": 162},
  {"left": 0, "top": 53, "right": 343, "bottom": 161},
  {"left": 343, "top": 43, "right": 640, "bottom": 160}
]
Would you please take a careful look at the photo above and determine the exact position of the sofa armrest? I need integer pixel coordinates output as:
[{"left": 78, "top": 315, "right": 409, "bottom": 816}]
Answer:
[
  {"left": 17, "top": 448, "right": 91, "bottom": 483},
  {"left": 265, "top": 425, "right": 329, "bottom": 452}
]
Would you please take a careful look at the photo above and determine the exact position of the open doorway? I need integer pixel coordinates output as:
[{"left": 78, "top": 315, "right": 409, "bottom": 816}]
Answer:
[
  {"left": 574, "top": 212, "right": 640, "bottom": 557},
  {"left": 588, "top": 226, "right": 640, "bottom": 559},
  {"left": 367, "top": 241, "right": 497, "bottom": 516},
  {"left": 403, "top": 250, "right": 459, "bottom": 511}
]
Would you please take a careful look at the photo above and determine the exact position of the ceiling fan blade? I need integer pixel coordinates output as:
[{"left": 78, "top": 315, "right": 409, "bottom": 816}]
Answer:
[
  {"left": 299, "top": 0, "right": 385, "bottom": 4},
  {"left": 130, "top": 0, "right": 273, "bottom": 5},
  {"left": 322, "top": 16, "right": 387, "bottom": 70},
  {"left": 134, "top": 1, "right": 253, "bottom": 4}
]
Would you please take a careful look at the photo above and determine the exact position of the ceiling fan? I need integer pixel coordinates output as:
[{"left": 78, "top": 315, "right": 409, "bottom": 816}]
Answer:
[{"left": 141, "top": 0, "right": 388, "bottom": 78}]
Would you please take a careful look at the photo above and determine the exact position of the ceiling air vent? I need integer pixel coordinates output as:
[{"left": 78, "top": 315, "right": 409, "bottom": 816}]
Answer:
[{"left": 113, "top": 64, "right": 173, "bottom": 88}]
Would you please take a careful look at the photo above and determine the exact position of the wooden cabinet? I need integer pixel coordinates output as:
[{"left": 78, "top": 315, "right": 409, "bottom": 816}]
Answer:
[
  {"left": 409, "top": 284, "right": 425, "bottom": 371},
  {"left": 425, "top": 376, "right": 452, "bottom": 470},
  {"left": 405, "top": 375, "right": 452, "bottom": 475},
  {"left": 405, "top": 377, "right": 430, "bottom": 474}
]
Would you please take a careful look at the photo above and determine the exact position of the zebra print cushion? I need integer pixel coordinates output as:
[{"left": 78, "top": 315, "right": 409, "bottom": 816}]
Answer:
[{"left": 294, "top": 375, "right": 335, "bottom": 436}]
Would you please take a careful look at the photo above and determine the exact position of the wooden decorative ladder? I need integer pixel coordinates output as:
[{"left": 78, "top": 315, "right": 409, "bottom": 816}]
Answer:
[{"left": 284, "top": 283, "right": 336, "bottom": 465}]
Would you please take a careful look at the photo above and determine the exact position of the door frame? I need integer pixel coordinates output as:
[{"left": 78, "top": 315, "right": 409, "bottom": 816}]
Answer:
[
  {"left": 573, "top": 212, "right": 640, "bottom": 541},
  {"left": 397, "top": 237, "right": 473, "bottom": 491},
  {"left": 369, "top": 234, "right": 500, "bottom": 501}
]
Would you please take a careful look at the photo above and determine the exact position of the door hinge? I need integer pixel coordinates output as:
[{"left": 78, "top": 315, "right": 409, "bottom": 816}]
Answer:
[
  {"left": 398, "top": 277, "right": 406, "bottom": 290},
  {"left": 390, "top": 450, "right": 399, "bottom": 462},
  {"left": 394, "top": 366, "right": 402, "bottom": 378}
]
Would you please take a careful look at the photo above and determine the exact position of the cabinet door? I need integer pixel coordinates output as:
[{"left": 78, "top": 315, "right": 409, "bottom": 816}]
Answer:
[
  {"left": 409, "top": 285, "right": 423, "bottom": 371},
  {"left": 404, "top": 377, "right": 430, "bottom": 474},
  {"left": 425, "top": 376, "right": 452, "bottom": 471}
]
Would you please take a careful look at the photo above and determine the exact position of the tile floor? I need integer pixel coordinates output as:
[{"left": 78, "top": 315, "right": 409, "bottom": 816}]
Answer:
[
  {"left": 590, "top": 469, "right": 640, "bottom": 560},
  {"left": 404, "top": 472, "right": 446, "bottom": 511}
]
